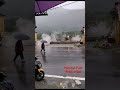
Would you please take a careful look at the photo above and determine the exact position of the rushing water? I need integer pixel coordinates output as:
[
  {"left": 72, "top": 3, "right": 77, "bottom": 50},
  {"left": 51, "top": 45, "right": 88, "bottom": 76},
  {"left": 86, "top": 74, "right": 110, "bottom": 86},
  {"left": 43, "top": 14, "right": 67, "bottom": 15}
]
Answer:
[{"left": 38, "top": 32, "right": 81, "bottom": 45}]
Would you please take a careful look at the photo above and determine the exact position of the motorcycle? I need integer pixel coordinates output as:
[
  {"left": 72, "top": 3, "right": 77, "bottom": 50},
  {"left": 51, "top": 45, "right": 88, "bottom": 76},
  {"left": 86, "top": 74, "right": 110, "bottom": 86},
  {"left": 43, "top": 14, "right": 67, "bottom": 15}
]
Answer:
[{"left": 35, "top": 57, "right": 45, "bottom": 81}]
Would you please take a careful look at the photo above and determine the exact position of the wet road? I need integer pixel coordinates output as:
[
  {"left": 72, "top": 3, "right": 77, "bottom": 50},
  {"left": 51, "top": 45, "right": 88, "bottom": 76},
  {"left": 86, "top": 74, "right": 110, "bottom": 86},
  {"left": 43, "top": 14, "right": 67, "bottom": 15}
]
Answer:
[
  {"left": 0, "top": 45, "right": 34, "bottom": 90},
  {"left": 86, "top": 42, "right": 120, "bottom": 90},
  {"left": 36, "top": 44, "right": 85, "bottom": 77},
  {"left": 35, "top": 44, "right": 85, "bottom": 89}
]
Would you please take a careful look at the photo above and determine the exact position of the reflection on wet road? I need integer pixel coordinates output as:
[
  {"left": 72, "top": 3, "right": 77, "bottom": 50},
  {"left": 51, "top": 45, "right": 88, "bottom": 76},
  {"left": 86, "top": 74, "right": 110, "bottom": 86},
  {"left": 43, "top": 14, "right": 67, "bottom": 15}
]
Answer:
[
  {"left": 0, "top": 46, "right": 34, "bottom": 90},
  {"left": 36, "top": 44, "right": 85, "bottom": 77},
  {"left": 14, "top": 62, "right": 26, "bottom": 86},
  {"left": 86, "top": 43, "right": 120, "bottom": 90},
  {"left": 35, "top": 44, "right": 85, "bottom": 89}
]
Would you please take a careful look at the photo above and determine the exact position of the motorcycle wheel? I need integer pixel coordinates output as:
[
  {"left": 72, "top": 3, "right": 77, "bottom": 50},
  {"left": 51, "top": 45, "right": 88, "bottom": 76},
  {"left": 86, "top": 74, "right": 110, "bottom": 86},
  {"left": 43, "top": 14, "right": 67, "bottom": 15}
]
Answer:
[{"left": 36, "top": 71, "right": 44, "bottom": 81}]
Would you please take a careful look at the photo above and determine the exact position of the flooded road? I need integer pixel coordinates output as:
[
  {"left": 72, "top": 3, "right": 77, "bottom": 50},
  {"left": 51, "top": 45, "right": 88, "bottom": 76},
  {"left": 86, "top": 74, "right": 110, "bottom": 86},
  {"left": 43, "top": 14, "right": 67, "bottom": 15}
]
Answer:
[
  {"left": 86, "top": 42, "right": 120, "bottom": 90},
  {"left": 36, "top": 44, "right": 85, "bottom": 77},
  {"left": 35, "top": 43, "right": 85, "bottom": 89},
  {"left": 0, "top": 45, "right": 34, "bottom": 90}
]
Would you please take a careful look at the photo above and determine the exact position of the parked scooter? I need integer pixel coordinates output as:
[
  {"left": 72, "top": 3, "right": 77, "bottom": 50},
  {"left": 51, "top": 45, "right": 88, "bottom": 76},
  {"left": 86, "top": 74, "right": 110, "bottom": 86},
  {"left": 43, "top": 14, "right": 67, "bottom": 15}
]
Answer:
[{"left": 35, "top": 57, "right": 45, "bottom": 81}]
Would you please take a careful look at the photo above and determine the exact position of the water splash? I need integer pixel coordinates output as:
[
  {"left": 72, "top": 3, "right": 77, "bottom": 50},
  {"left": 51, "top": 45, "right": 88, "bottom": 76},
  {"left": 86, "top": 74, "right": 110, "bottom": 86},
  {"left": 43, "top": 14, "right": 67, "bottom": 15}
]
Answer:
[
  {"left": 16, "top": 17, "right": 35, "bottom": 45},
  {"left": 41, "top": 33, "right": 51, "bottom": 44},
  {"left": 87, "top": 22, "right": 114, "bottom": 38},
  {"left": 38, "top": 31, "right": 81, "bottom": 45},
  {"left": 3, "top": 17, "right": 35, "bottom": 47},
  {"left": 71, "top": 35, "right": 81, "bottom": 42}
]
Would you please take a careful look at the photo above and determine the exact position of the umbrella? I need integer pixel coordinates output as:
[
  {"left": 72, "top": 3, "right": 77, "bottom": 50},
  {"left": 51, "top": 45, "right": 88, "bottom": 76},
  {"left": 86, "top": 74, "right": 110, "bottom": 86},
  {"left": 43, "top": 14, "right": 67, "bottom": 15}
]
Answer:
[
  {"left": 35, "top": 1, "right": 65, "bottom": 16},
  {"left": 14, "top": 33, "right": 30, "bottom": 40},
  {"left": 41, "top": 40, "right": 47, "bottom": 43}
]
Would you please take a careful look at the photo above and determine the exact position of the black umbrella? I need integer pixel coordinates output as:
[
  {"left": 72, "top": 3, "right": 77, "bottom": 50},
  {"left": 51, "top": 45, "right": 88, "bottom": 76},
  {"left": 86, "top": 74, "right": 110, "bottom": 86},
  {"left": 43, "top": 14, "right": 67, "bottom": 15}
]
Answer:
[{"left": 14, "top": 33, "right": 30, "bottom": 40}]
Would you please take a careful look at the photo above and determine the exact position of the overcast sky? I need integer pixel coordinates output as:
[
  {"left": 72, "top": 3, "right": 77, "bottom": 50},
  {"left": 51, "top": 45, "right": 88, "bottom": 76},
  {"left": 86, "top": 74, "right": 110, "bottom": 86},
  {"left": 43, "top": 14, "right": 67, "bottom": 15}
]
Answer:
[
  {"left": 35, "top": 1, "right": 85, "bottom": 33},
  {"left": 50, "top": 1, "right": 85, "bottom": 10}
]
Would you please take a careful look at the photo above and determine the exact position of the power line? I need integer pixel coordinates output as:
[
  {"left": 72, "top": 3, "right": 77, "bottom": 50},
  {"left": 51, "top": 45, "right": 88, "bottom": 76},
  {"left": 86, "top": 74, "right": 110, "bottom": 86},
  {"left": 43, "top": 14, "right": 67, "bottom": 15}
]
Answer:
[{"left": 48, "top": 1, "right": 78, "bottom": 11}]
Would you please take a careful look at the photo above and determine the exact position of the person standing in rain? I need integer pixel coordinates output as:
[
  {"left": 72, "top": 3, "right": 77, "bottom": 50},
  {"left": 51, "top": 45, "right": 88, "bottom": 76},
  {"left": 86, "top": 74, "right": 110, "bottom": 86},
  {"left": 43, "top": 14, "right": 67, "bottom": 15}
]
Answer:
[
  {"left": 13, "top": 40, "right": 24, "bottom": 63},
  {"left": 80, "top": 27, "right": 85, "bottom": 45},
  {"left": 41, "top": 42, "right": 45, "bottom": 53},
  {"left": 81, "top": 27, "right": 85, "bottom": 35}
]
